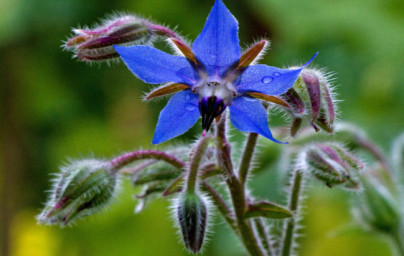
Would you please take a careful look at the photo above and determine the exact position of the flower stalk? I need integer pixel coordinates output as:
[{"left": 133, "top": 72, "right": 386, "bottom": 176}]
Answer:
[
  {"left": 281, "top": 170, "right": 303, "bottom": 256},
  {"left": 109, "top": 149, "right": 185, "bottom": 171},
  {"left": 239, "top": 132, "right": 259, "bottom": 187}
]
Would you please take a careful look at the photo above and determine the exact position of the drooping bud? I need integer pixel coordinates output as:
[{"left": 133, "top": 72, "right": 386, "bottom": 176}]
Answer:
[
  {"left": 65, "top": 14, "right": 180, "bottom": 62},
  {"left": 37, "top": 159, "right": 118, "bottom": 227},
  {"left": 352, "top": 173, "right": 401, "bottom": 233},
  {"left": 175, "top": 192, "right": 209, "bottom": 253},
  {"left": 300, "top": 143, "right": 363, "bottom": 190},
  {"left": 280, "top": 68, "right": 337, "bottom": 137}
]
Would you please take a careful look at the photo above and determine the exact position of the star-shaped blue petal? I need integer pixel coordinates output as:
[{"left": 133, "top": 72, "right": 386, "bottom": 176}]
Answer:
[
  {"left": 114, "top": 0, "right": 317, "bottom": 144},
  {"left": 192, "top": 0, "right": 241, "bottom": 76}
]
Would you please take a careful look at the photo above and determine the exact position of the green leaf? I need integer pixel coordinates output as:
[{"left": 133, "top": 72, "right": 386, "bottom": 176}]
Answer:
[{"left": 244, "top": 201, "right": 293, "bottom": 219}]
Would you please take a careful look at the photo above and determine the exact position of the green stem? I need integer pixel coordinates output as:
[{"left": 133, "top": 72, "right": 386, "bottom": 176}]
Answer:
[
  {"left": 391, "top": 229, "right": 404, "bottom": 256},
  {"left": 281, "top": 170, "right": 303, "bottom": 256},
  {"left": 254, "top": 218, "right": 275, "bottom": 256},
  {"left": 215, "top": 113, "right": 265, "bottom": 256},
  {"left": 239, "top": 132, "right": 259, "bottom": 187},
  {"left": 109, "top": 150, "right": 185, "bottom": 171},
  {"left": 201, "top": 181, "right": 237, "bottom": 232},
  {"left": 186, "top": 136, "right": 211, "bottom": 194}
]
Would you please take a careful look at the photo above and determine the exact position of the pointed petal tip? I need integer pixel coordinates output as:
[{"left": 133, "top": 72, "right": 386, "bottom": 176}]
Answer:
[
  {"left": 265, "top": 135, "right": 288, "bottom": 144},
  {"left": 303, "top": 52, "right": 319, "bottom": 67}
]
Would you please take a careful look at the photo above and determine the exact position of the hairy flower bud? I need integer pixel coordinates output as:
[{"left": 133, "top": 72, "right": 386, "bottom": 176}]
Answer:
[
  {"left": 280, "top": 68, "right": 337, "bottom": 137},
  {"left": 300, "top": 143, "right": 362, "bottom": 190},
  {"left": 353, "top": 174, "right": 401, "bottom": 233},
  {"left": 175, "top": 192, "right": 210, "bottom": 253},
  {"left": 37, "top": 159, "right": 118, "bottom": 227},
  {"left": 65, "top": 14, "right": 179, "bottom": 62}
]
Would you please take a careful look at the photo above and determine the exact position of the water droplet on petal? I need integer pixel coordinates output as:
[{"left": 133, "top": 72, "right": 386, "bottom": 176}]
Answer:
[
  {"left": 261, "top": 76, "right": 274, "bottom": 84},
  {"left": 244, "top": 96, "right": 256, "bottom": 102},
  {"left": 185, "top": 103, "right": 197, "bottom": 111},
  {"left": 273, "top": 72, "right": 281, "bottom": 77}
]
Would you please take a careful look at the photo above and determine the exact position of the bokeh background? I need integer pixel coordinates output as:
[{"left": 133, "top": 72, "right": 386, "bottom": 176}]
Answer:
[{"left": 1, "top": 0, "right": 404, "bottom": 255}]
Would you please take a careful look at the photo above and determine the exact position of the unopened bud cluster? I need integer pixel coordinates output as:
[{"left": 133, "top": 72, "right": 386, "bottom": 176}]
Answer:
[
  {"left": 280, "top": 68, "right": 337, "bottom": 137},
  {"left": 65, "top": 14, "right": 178, "bottom": 62},
  {"left": 37, "top": 159, "right": 118, "bottom": 226},
  {"left": 299, "top": 143, "right": 363, "bottom": 190}
]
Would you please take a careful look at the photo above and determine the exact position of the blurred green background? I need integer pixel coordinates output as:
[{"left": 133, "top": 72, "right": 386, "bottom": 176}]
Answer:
[{"left": 1, "top": 0, "right": 403, "bottom": 255}]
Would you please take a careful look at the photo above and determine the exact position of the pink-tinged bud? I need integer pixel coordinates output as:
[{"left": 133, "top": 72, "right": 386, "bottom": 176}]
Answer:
[
  {"left": 284, "top": 88, "right": 305, "bottom": 116},
  {"left": 280, "top": 68, "right": 337, "bottom": 137},
  {"left": 301, "top": 143, "right": 363, "bottom": 190},
  {"left": 301, "top": 70, "right": 322, "bottom": 122},
  {"left": 64, "top": 15, "right": 181, "bottom": 62},
  {"left": 175, "top": 192, "right": 210, "bottom": 253},
  {"left": 290, "top": 117, "right": 303, "bottom": 137},
  {"left": 37, "top": 159, "right": 118, "bottom": 227}
]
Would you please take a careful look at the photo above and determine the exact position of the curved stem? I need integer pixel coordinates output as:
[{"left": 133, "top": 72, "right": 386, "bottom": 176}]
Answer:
[
  {"left": 186, "top": 136, "right": 211, "bottom": 194},
  {"left": 239, "top": 132, "right": 259, "bottom": 187},
  {"left": 201, "top": 181, "right": 237, "bottom": 232},
  {"left": 281, "top": 170, "right": 303, "bottom": 256},
  {"left": 109, "top": 150, "right": 185, "bottom": 172},
  {"left": 215, "top": 113, "right": 265, "bottom": 256}
]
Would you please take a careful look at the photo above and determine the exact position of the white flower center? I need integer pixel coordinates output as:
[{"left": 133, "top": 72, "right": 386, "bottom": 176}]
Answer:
[{"left": 192, "top": 76, "right": 237, "bottom": 105}]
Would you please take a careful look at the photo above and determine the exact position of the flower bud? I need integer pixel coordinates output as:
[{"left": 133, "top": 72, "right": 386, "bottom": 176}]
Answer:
[
  {"left": 175, "top": 192, "right": 209, "bottom": 253},
  {"left": 353, "top": 174, "right": 401, "bottom": 233},
  {"left": 65, "top": 15, "right": 158, "bottom": 62},
  {"left": 301, "top": 143, "right": 362, "bottom": 190},
  {"left": 280, "top": 68, "right": 337, "bottom": 137},
  {"left": 37, "top": 159, "right": 117, "bottom": 227}
]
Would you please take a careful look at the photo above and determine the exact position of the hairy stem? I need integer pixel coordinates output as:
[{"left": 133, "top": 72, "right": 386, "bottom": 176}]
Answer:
[
  {"left": 254, "top": 218, "right": 275, "bottom": 256},
  {"left": 215, "top": 113, "right": 265, "bottom": 256},
  {"left": 239, "top": 132, "right": 259, "bottom": 187},
  {"left": 186, "top": 136, "right": 211, "bottom": 194},
  {"left": 201, "top": 181, "right": 237, "bottom": 232},
  {"left": 357, "top": 137, "right": 393, "bottom": 176},
  {"left": 281, "top": 170, "right": 303, "bottom": 256},
  {"left": 109, "top": 150, "right": 185, "bottom": 171}
]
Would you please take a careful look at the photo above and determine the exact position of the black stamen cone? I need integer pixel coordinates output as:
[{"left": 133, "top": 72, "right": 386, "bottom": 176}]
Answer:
[{"left": 199, "top": 96, "right": 226, "bottom": 132}]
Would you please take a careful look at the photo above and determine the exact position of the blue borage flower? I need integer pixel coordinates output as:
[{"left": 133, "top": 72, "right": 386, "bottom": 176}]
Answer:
[{"left": 114, "top": 0, "right": 317, "bottom": 144}]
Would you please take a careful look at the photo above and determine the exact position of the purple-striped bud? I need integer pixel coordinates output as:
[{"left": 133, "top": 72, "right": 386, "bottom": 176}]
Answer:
[
  {"left": 300, "top": 143, "right": 363, "bottom": 190},
  {"left": 175, "top": 192, "right": 209, "bottom": 253},
  {"left": 280, "top": 68, "right": 337, "bottom": 137},
  {"left": 37, "top": 159, "right": 117, "bottom": 226}
]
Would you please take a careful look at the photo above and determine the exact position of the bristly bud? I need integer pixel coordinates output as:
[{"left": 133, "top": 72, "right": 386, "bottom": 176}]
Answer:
[
  {"left": 37, "top": 159, "right": 118, "bottom": 227},
  {"left": 300, "top": 143, "right": 363, "bottom": 190},
  {"left": 65, "top": 14, "right": 180, "bottom": 62},
  {"left": 175, "top": 192, "right": 209, "bottom": 253},
  {"left": 352, "top": 173, "right": 401, "bottom": 234},
  {"left": 280, "top": 68, "right": 337, "bottom": 137}
]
